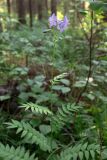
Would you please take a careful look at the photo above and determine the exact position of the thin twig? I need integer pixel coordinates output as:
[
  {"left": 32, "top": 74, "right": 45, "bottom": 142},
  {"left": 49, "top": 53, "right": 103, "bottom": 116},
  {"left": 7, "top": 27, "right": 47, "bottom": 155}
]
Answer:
[
  {"left": 76, "top": 10, "right": 94, "bottom": 104},
  {"left": 75, "top": 7, "right": 103, "bottom": 159}
]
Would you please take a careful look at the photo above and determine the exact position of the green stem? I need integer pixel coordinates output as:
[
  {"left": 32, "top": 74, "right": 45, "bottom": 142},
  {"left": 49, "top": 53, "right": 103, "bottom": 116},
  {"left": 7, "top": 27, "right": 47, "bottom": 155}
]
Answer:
[{"left": 51, "top": 29, "right": 58, "bottom": 78}]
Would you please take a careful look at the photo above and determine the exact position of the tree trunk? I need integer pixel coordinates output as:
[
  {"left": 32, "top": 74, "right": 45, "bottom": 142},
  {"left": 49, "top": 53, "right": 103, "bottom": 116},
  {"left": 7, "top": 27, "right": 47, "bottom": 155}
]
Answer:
[
  {"left": 16, "top": 0, "right": 26, "bottom": 25},
  {"left": 37, "top": 1, "right": 42, "bottom": 20},
  {"left": 45, "top": 0, "right": 48, "bottom": 10},
  {"left": 29, "top": 0, "right": 33, "bottom": 27},
  {"left": 42, "top": 0, "right": 48, "bottom": 19},
  {"left": 51, "top": 0, "right": 57, "bottom": 15},
  {"left": 7, "top": 0, "right": 11, "bottom": 17}
]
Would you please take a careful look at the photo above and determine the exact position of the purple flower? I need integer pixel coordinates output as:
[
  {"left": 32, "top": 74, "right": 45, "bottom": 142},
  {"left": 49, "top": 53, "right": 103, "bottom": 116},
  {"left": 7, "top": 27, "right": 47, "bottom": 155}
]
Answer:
[
  {"left": 57, "top": 16, "right": 69, "bottom": 32},
  {"left": 49, "top": 13, "right": 57, "bottom": 28},
  {"left": 48, "top": 14, "right": 69, "bottom": 32}
]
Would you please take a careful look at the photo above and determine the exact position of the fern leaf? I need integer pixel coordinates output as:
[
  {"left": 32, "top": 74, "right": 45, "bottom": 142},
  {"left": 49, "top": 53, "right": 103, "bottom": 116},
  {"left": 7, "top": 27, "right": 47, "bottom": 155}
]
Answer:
[
  {"left": 57, "top": 143, "right": 100, "bottom": 160},
  {"left": 51, "top": 103, "right": 81, "bottom": 132},
  {"left": 6, "top": 120, "right": 57, "bottom": 152},
  {"left": 20, "top": 103, "right": 53, "bottom": 115},
  {"left": 0, "top": 142, "right": 37, "bottom": 160}
]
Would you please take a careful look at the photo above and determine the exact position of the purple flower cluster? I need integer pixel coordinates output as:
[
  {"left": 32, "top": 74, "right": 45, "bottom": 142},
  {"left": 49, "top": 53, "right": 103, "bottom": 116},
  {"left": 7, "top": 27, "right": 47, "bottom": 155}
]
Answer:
[{"left": 49, "top": 13, "right": 69, "bottom": 32}]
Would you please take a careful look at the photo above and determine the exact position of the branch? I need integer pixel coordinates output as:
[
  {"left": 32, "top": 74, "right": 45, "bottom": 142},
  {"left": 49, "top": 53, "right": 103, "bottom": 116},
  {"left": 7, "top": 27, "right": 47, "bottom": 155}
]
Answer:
[{"left": 76, "top": 10, "right": 94, "bottom": 104}]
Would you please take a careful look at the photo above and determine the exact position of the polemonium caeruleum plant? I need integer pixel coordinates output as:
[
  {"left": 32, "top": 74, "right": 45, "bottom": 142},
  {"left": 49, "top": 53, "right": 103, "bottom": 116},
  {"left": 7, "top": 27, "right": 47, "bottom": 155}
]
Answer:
[
  {"left": 48, "top": 15, "right": 69, "bottom": 145},
  {"left": 49, "top": 13, "right": 57, "bottom": 28},
  {"left": 48, "top": 13, "right": 69, "bottom": 84},
  {"left": 48, "top": 13, "right": 69, "bottom": 67},
  {"left": 57, "top": 16, "right": 69, "bottom": 32},
  {"left": 49, "top": 13, "right": 69, "bottom": 32}
]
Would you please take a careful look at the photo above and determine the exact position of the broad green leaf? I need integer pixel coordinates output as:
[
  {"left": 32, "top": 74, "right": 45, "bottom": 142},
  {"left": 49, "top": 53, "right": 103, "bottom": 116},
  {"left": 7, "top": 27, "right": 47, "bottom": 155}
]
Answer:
[
  {"left": 74, "top": 81, "right": 86, "bottom": 88},
  {"left": 39, "top": 125, "right": 51, "bottom": 135},
  {"left": 0, "top": 95, "right": 10, "bottom": 101},
  {"left": 60, "top": 79, "right": 70, "bottom": 86},
  {"left": 86, "top": 94, "right": 95, "bottom": 100},
  {"left": 85, "top": 151, "right": 89, "bottom": 160},
  {"left": 61, "top": 87, "right": 71, "bottom": 94},
  {"left": 73, "top": 153, "right": 78, "bottom": 160},
  {"left": 90, "top": 150, "right": 95, "bottom": 159},
  {"left": 79, "top": 151, "right": 83, "bottom": 160}
]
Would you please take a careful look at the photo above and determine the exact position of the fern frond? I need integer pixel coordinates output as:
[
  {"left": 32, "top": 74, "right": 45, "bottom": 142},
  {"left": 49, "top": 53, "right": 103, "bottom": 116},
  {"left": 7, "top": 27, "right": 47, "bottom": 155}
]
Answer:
[
  {"left": 51, "top": 103, "right": 81, "bottom": 132},
  {"left": 6, "top": 120, "right": 57, "bottom": 152},
  {"left": 0, "top": 142, "right": 37, "bottom": 160},
  {"left": 57, "top": 142, "right": 100, "bottom": 160},
  {"left": 21, "top": 103, "right": 53, "bottom": 115}
]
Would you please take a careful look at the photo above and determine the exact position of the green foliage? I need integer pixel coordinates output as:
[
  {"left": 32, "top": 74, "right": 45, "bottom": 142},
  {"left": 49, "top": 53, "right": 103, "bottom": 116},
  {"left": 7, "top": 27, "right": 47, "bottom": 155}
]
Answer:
[
  {"left": 51, "top": 103, "right": 82, "bottom": 132},
  {"left": 0, "top": 1, "right": 107, "bottom": 160},
  {"left": 90, "top": 1, "right": 107, "bottom": 12},
  {"left": 6, "top": 120, "right": 57, "bottom": 152},
  {"left": 21, "top": 103, "right": 53, "bottom": 115},
  {"left": 57, "top": 143, "right": 100, "bottom": 160},
  {"left": 0, "top": 94, "right": 10, "bottom": 101},
  {"left": 51, "top": 73, "right": 71, "bottom": 94},
  {"left": 0, "top": 143, "right": 38, "bottom": 160}
]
